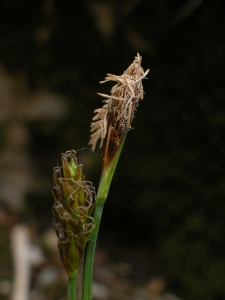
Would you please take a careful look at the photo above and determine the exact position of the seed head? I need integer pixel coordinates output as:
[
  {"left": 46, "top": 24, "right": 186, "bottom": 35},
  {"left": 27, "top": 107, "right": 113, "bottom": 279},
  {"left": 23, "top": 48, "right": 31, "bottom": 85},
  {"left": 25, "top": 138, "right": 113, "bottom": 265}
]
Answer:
[{"left": 89, "top": 53, "right": 149, "bottom": 165}]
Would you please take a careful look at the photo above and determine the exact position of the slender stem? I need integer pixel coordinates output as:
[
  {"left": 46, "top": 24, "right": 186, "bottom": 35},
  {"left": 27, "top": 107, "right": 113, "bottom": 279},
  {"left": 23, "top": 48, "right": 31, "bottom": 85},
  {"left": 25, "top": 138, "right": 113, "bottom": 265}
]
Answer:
[
  {"left": 81, "top": 201, "right": 104, "bottom": 300},
  {"left": 68, "top": 273, "right": 77, "bottom": 300},
  {"left": 97, "top": 132, "right": 128, "bottom": 201},
  {"left": 81, "top": 134, "right": 128, "bottom": 300}
]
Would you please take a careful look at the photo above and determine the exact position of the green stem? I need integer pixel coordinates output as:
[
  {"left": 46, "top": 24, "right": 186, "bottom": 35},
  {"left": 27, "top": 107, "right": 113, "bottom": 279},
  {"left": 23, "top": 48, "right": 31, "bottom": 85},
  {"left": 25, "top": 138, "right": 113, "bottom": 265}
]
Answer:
[
  {"left": 68, "top": 273, "right": 77, "bottom": 300},
  {"left": 81, "top": 134, "right": 127, "bottom": 300},
  {"left": 81, "top": 200, "right": 104, "bottom": 300}
]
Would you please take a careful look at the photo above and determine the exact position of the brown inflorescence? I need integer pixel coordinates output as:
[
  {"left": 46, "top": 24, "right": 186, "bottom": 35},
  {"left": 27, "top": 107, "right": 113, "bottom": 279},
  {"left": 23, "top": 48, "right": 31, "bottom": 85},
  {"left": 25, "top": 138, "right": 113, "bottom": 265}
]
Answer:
[{"left": 89, "top": 53, "right": 149, "bottom": 166}]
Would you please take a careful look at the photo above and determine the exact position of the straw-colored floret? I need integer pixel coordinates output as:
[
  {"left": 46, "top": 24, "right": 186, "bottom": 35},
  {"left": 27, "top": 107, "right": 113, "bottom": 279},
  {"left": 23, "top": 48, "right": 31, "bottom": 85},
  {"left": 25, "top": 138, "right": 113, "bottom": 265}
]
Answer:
[{"left": 89, "top": 53, "right": 149, "bottom": 152}]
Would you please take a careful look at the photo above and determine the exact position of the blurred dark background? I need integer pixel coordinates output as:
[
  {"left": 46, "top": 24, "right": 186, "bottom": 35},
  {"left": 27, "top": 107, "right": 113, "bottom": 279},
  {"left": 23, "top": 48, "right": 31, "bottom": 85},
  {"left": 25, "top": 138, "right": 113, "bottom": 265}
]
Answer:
[{"left": 0, "top": 0, "right": 225, "bottom": 299}]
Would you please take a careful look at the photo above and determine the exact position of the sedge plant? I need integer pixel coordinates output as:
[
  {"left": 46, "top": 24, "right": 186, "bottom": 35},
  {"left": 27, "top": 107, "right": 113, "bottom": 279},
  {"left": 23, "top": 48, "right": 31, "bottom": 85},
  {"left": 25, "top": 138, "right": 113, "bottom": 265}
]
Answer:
[{"left": 52, "top": 53, "right": 149, "bottom": 300}]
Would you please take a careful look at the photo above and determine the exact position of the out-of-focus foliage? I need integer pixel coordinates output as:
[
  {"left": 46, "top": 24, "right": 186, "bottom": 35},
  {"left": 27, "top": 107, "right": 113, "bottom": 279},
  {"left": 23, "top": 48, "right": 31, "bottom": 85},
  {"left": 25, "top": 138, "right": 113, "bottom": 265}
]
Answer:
[{"left": 0, "top": 0, "right": 225, "bottom": 299}]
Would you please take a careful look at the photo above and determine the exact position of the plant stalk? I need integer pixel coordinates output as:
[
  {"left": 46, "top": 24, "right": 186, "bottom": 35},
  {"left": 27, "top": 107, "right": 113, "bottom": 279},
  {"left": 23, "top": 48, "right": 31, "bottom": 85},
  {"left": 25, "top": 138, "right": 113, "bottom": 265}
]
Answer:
[
  {"left": 81, "top": 200, "right": 104, "bottom": 300},
  {"left": 81, "top": 134, "right": 127, "bottom": 300},
  {"left": 68, "top": 273, "right": 77, "bottom": 300}
]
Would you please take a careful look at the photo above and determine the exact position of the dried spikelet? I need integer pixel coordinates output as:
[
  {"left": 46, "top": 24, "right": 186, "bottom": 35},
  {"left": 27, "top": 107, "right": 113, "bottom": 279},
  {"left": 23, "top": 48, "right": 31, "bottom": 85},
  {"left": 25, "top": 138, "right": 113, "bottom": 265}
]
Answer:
[{"left": 89, "top": 53, "right": 149, "bottom": 155}]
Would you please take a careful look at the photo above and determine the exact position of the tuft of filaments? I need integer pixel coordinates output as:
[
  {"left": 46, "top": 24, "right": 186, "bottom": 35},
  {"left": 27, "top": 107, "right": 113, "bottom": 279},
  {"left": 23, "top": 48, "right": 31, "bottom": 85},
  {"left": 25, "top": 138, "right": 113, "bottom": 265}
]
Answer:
[{"left": 89, "top": 53, "right": 149, "bottom": 152}]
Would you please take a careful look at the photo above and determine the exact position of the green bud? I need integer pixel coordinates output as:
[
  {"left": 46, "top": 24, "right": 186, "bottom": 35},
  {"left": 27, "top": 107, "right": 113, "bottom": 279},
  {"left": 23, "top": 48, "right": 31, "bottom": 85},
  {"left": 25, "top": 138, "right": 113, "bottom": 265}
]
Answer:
[{"left": 52, "top": 150, "right": 95, "bottom": 276}]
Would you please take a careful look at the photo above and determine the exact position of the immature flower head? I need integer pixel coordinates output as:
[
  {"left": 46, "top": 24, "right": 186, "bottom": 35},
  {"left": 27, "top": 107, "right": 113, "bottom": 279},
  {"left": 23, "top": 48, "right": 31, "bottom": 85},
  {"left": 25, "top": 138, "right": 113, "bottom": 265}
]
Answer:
[
  {"left": 52, "top": 150, "right": 95, "bottom": 275},
  {"left": 89, "top": 53, "right": 149, "bottom": 166}
]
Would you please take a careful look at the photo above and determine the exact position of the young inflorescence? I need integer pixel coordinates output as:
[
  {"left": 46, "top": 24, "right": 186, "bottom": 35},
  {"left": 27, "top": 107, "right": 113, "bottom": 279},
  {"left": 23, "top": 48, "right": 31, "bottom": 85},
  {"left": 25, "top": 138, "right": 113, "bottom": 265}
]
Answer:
[
  {"left": 89, "top": 53, "right": 149, "bottom": 152},
  {"left": 52, "top": 150, "right": 95, "bottom": 275}
]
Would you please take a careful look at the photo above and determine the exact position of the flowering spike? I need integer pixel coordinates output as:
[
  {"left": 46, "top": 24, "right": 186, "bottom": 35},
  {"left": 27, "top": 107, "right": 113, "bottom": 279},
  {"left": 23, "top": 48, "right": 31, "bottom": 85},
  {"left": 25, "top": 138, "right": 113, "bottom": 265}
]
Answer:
[
  {"left": 52, "top": 150, "right": 95, "bottom": 276},
  {"left": 89, "top": 53, "right": 149, "bottom": 165}
]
